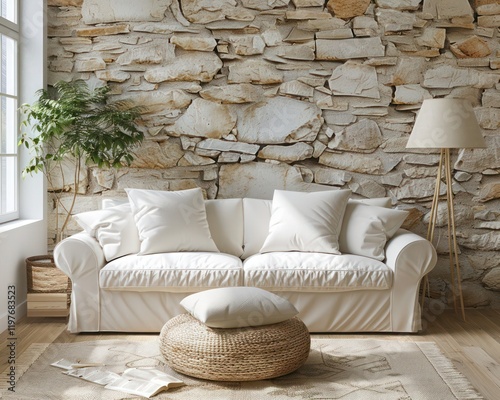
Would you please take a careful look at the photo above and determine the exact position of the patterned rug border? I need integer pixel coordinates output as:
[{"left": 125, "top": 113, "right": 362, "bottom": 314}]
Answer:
[
  {"left": 415, "top": 342, "right": 483, "bottom": 400},
  {"left": 0, "top": 338, "right": 484, "bottom": 400}
]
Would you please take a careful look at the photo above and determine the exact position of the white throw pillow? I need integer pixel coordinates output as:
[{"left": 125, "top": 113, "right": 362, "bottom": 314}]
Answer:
[
  {"left": 180, "top": 287, "right": 298, "bottom": 328},
  {"left": 260, "top": 189, "right": 351, "bottom": 254},
  {"left": 73, "top": 204, "right": 140, "bottom": 261},
  {"left": 339, "top": 203, "right": 409, "bottom": 260},
  {"left": 126, "top": 187, "right": 219, "bottom": 255}
]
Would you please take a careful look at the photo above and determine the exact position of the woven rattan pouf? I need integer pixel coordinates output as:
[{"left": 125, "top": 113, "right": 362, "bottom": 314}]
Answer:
[{"left": 159, "top": 313, "right": 311, "bottom": 381}]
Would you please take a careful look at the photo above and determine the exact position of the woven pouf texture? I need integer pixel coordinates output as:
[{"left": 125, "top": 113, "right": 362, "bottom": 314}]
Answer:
[{"left": 159, "top": 313, "right": 311, "bottom": 381}]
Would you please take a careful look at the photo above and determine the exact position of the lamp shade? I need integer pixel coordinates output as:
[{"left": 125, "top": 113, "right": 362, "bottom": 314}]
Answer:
[{"left": 406, "top": 99, "right": 486, "bottom": 149}]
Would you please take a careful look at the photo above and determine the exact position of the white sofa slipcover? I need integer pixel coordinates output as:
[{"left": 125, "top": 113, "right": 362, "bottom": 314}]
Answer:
[{"left": 54, "top": 197, "right": 437, "bottom": 333}]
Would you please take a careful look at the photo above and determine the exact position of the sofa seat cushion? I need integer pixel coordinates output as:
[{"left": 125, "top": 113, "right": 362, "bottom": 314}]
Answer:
[
  {"left": 243, "top": 252, "right": 392, "bottom": 292},
  {"left": 100, "top": 253, "right": 243, "bottom": 292}
]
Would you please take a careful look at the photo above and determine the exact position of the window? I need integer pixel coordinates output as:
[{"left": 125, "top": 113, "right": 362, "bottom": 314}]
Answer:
[{"left": 0, "top": 0, "right": 18, "bottom": 223}]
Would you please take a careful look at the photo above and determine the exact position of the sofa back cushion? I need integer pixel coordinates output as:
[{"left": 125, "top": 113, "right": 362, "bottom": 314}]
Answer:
[
  {"left": 241, "top": 196, "right": 397, "bottom": 260},
  {"left": 205, "top": 199, "right": 244, "bottom": 257},
  {"left": 101, "top": 197, "right": 244, "bottom": 258},
  {"left": 242, "top": 198, "right": 272, "bottom": 259}
]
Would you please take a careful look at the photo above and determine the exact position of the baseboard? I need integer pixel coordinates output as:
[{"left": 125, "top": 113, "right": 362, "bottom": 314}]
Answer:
[{"left": 0, "top": 300, "right": 27, "bottom": 334}]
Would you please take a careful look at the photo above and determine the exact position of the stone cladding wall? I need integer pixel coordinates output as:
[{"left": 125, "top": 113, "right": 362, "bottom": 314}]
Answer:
[{"left": 46, "top": 0, "right": 500, "bottom": 308}]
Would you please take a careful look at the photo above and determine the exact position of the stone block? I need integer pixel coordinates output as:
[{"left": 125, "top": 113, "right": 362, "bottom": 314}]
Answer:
[
  {"left": 117, "top": 170, "right": 170, "bottom": 191},
  {"left": 95, "top": 70, "right": 130, "bottom": 82},
  {"left": 228, "top": 59, "right": 283, "bottom": 84},
  {"left": 393, "top": 84, "right": 432, "bottom": 104},
  {"left": 49, "top": 0, "right": 82, "bottom": 5},
  {"left": 229, "top": 35, "right": 266, "bottom": 55},
  {"left": 477, "top": 182, "right": 500, "bottom": 202},
  {"left": 450, "top": 35, "right": 491, "bottom": 58},
  {"left": 415, "top": 28, "right": 446, "bottom": 48},
  {"left": 460, "top": 232, "right": 500, "bottom": 251},
  {"left": 350, "top": 180, "right": 386, "bottom": 198},
  {"left": 286, "top": 10, "right": 333, "bottom": 20},
  {"left": 292, "top": 0, "right": 325, "bottom": 6},
  {"left": 145, "top": 52, "right": 222, "bottom": 83},
  {"left": 129, "top": 139, "right": 184, "bottom": 169},
  {"left": 328, "top": 61, "right": 380, "bottom": 99},
  {"left": 219, "top": 162, "right": 329, "bottom": 199},
  {"left": 117, "top": 44, "right": 170, "bottom": 65},
  {"left": 483, "top": 268, "right": 500, "bottom": 291},
  {"left": 279, "top": 80, "right": 315, "bottom": 98},
  {"left": 240, "top": 0, "right": 290, "bottom": 10},
  {"left": 236, "top": 96, "right": 322, "bottom": 144},
  {"left": 478, "top": 15, "right": 500, "bottom": 27},
  {"left": 277, "top": 44, "right": 316, "bottom": 61},
  {"left": 376, "top": 9, "right": 416, "bottom": 32},
  {"left": 482, "top": 89, "right": 500, "bottom": 107},
  {"left": 326, "top": 0, "right": 371, "bottom": 19},
  {"left": 76, "top": 24, "right": 130, "bottom": 37},
  {"left": 200, "top": 84, "right": 263, "bottom": 103},
  {"left": 320, "top": 152, "right": 386, "bottom": 174},
  {"left": 328, "top": 119, "right": 383, "bottom": 153},
  {"left": 423, "top": 65, "right": 499, "bottom": 89},
  {"left": 170, "top": 98, "right": 236, "bottom": 139},
  {"left": 316, "top": 37, "right": 385, "bottom": 60},
  {"left": 375, "top": 0, "right": 421, "bottom": 10},
  {"left": 117, "top": 90, "right": 191, "bottom": 114},
  {"left": 423, "top": 0, "right": 474, "bottom": 20},
  {"left": 395, "top": 177, "right": 446, "bottom": 200},
  {"left": 197, "top": 139, "right": 260, "bottom": 154},
  {"left": 258, "top": 143, "right": 314, "bottom": 162},
  {"left": 82, "top": 0, "right": 172, "bottom": 24},
  {"left": 75, "top": 57, "right": 106, "bottom": 72},
  {"left": 314, "top": 168, "right": 351, "bottom": 186},
  {"left": 170, "top": 35, "right": 217, "bottom": 51},
  {"left": 180, "top": 0, "right": 237, "bottom": 24}
]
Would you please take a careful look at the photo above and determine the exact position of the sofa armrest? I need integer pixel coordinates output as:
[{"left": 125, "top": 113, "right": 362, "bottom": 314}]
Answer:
[
  {"left": 385, "top": 229, "right": 437, "bottom": 332},
  {"left": 54, "top": 232, "right": 106, "bottom": 333}
]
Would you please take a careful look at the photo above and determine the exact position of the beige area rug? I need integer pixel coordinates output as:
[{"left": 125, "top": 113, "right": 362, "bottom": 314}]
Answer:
[{"left": 0, "top": 338, "right": 483, "bottom": 400}]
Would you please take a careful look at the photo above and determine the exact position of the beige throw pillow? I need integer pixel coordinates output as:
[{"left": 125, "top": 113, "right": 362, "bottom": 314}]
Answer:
[{"left": 339, "top": 203, "right": 409, "bottom": 260}]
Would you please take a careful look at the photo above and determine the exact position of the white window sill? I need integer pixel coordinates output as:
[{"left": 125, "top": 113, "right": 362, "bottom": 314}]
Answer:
[{"left": 0, "top": 219, "right": 42, "bottom": 234}]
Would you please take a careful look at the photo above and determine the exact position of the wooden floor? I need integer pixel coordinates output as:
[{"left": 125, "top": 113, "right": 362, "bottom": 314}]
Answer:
[{"left": 1, "top": 309, "right": 500, "bottom": 399}]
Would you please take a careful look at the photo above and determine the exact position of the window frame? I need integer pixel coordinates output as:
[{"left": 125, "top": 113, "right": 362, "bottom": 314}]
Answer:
[{"left": 0, "top": 1, "right": 19, "bottom": 224}]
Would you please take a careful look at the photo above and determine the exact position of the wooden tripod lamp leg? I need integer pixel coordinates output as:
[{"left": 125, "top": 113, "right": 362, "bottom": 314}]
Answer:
[
  {"left": 421, "top": 149, "right": 444, "bottom": 310},
  {"left": 444, "top": 149, "right": 466, "bottom": 321}
]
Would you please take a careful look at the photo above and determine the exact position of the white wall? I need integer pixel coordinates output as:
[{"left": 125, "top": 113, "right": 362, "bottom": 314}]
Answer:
[{"left": 0, "top": 0, "right": 46, "bottom": 333}]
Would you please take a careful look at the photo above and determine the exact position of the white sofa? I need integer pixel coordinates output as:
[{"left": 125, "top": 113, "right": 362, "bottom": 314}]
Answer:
[{"left": 54, "top": 196, "right": 437, "bottom": 334}]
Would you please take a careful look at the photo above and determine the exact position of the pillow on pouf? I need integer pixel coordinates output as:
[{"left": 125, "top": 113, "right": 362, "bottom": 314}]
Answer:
[{"left": 180, "top": 287, "right": 298, "bottom": 328}]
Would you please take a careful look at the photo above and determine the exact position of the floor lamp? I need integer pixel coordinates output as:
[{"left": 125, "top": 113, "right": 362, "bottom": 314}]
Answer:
[{"left": 406, "top": 99, "right": 486, "bottom": 321}]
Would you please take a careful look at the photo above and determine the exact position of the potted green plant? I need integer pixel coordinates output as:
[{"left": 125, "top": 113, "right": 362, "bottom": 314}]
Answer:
[
  {"left": 19, "top": 79, "right": 144, "bottom": 305},
  {"left": 19, "top": 79, "right": 144, "bottom": 244}
]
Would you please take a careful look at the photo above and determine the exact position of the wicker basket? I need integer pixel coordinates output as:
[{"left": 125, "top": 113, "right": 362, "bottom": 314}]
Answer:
[
  {"left": 159, "top": 314, "right": 311, "bottom": 381},
  {"left": 26, "top": 255, "right": 71, "bottom": 304}
]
